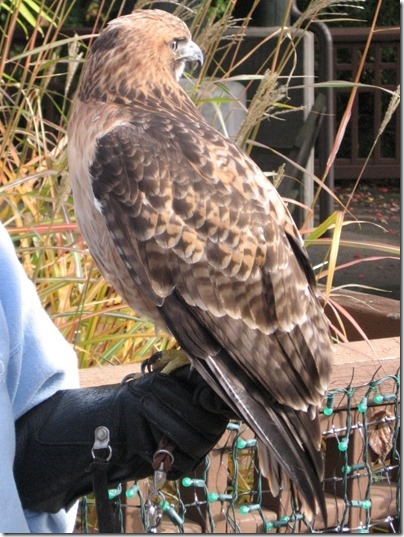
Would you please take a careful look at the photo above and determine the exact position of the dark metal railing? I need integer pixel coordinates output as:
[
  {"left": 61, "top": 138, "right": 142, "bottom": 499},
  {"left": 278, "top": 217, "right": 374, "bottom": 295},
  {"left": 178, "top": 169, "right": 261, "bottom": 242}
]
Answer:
[{"left": 329, "top": 27, "right": 400, "bottom": 181}]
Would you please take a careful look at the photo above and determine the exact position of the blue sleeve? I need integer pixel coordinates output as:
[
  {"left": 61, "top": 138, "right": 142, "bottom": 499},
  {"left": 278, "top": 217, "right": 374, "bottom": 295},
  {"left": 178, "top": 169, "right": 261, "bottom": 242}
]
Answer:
[{"left": 0, "top": 223, "right": 80, "bottom": 532}]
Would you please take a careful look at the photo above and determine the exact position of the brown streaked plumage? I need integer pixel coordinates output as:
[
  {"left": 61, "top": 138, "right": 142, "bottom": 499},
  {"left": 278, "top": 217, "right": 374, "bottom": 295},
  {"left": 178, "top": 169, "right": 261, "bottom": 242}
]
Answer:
[{"left": 68, "top": 9, "right": 333, "bottom": 521}]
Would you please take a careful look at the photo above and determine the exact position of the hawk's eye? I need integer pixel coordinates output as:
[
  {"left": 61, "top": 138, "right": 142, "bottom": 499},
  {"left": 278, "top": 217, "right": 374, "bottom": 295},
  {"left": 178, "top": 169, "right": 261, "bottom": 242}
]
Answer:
[{"left": 169, "top": 38, "right": 187, "bottom": 52}]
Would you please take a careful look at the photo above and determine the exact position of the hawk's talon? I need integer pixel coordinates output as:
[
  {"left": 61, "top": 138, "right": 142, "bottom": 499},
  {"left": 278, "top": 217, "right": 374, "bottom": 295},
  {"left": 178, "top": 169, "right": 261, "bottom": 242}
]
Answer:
[
  {"left": 141, "top": 350, "right": 190, "bottom": 375},
  {"left": 141, "top": 352, "right": 164, "bottom": 375}
]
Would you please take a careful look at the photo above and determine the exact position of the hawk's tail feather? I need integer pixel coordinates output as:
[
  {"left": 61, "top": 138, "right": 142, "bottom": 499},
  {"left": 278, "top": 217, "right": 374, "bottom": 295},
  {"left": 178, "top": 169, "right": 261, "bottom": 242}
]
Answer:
[
  {"left": 257, "top": 442, "right": 316, "bottom": 521},
  {"left": 257, "top": 440, "right": 281, "bottom": 496},
  {"left": 157, "top": 293, "right": 326, "bottom": 523},
  {"left": 202, "top": 352, "right": 327, "bottom": 525}
]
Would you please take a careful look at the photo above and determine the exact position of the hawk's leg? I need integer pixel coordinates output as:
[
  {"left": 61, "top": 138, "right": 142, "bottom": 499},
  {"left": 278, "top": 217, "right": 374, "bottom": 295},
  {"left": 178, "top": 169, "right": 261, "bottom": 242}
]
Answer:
[{"left": 141, "top": 349, "right": 190, "bottom": 375}]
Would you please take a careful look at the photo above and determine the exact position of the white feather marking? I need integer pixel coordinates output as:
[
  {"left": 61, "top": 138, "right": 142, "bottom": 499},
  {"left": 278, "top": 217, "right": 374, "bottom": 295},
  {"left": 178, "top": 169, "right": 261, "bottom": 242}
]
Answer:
[{"left": 93, "top": 197, "right": 103, "bottom": 214}]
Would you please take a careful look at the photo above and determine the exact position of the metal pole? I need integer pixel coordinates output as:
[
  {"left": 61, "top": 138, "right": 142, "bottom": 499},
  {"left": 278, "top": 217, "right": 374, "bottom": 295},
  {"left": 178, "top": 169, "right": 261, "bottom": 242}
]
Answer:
[{"left": 291, "top": 2, "right": 335, "bottom": 222}]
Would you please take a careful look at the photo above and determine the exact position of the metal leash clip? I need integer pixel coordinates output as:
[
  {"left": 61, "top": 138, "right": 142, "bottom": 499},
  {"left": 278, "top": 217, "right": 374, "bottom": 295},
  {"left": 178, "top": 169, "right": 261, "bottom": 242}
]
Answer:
[
  {"left": 145, "top": 488, "right": 165, "bottom": 533},
  {"left": 144, "top": 448, "right": 175, "bottom": 533}
]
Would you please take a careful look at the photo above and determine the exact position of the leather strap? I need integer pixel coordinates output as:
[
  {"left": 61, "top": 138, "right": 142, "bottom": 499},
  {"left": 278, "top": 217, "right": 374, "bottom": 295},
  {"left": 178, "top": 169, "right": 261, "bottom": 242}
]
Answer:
[
  {"left": 89, "top": 426, "right": 116, "bottom": 533},
  {"left": 90, "top": 460, "right": 116, "bottom": 533}
]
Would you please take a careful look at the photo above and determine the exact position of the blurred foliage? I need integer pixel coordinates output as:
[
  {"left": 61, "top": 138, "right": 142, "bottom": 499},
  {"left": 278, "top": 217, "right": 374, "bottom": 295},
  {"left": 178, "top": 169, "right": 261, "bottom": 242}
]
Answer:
[{"left": 296, "top": 0, "right": 399, "bottom": 27}]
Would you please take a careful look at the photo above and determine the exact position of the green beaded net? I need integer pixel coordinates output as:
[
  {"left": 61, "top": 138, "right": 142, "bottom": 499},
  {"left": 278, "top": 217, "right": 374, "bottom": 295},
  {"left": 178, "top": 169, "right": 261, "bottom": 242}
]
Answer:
[{"left": 75, "top": 372, "right": 400, "bottom": 533}]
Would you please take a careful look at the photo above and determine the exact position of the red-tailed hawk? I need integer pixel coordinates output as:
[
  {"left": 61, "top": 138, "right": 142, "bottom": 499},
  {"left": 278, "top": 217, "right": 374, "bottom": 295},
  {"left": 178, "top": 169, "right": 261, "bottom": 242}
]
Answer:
[{"left": 68, "top": 9, "right": 333, "bottom": 521}]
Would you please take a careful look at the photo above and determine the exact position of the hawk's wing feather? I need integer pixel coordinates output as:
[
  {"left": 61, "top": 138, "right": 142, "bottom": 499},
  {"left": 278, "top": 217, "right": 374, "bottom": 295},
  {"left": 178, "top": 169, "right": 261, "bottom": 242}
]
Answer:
[{"left": 90, "top": 119, "right": 330, "bottom": 410}]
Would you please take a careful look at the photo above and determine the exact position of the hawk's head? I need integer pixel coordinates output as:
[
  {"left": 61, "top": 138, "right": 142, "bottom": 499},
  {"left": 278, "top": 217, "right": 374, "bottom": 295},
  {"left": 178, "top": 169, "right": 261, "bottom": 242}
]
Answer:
[{"left": 79, "top": 9, "right": 203, "bottom": 102}]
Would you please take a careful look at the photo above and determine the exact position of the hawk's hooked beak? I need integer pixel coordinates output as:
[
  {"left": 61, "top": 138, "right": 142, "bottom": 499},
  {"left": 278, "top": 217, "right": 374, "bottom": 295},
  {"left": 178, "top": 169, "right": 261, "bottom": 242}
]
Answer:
[{"left": 177, "top": 40, "right": 203, "bottom": 69}]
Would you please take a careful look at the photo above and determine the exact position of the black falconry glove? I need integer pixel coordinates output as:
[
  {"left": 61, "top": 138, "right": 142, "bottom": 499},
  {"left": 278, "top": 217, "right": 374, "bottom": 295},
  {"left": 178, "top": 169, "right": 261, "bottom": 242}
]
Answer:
[{"left": 13, "top": 365, "right": 231, "bottom": 514}]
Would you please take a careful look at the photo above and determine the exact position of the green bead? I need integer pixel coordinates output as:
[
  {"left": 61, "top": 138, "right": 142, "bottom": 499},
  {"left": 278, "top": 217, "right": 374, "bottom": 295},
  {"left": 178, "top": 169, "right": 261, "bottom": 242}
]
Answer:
[
  {"left": 237, "top": 438, "right": 256, "bottom": 449},
  {"left": 126, "top": 485, "right": 138, "bottom": 498},
  {"left": 239, "top": 505, "right": 250, "bottom": 515},
  {"left": 338, "top": 438, "right": 349, "bottom": 451},
  {"left": 108, "top": 488, "right": 119, "bottom": 500},
  {"left": 160, "top": 500, "right": 170, "bottom": 511},
  {"left": 181, "top": 477, "right": 205, "bottom": 488},
  {"left": 323, "top": 406, "right": 333, "bottom": 416},
  {"left": 208, "top": 493, "right": 219, "bottom": 502},
  {"left": 266, "top": 522, "right": 274, "bottom": 531},
  {"left": 226, "top": 422, "right": 240, "bottom": 431},
  {"left": 358, "top": 398, "right": 368, "bottom": 413},
  {"left": 350, "top": 499, "right": 371, "bottom": 509},
  {"left": 373, "top": 394, "right": 384, "bottom": 404},
  {"left": 280, "top": 515, "right": 290, "bottom": 523},
  {"left": 108, "top": 483, "right": 122, "bottom": 499}
]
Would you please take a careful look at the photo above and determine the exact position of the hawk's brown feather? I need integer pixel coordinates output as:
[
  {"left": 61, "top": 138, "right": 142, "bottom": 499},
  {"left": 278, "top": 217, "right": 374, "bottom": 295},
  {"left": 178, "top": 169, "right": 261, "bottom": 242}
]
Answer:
[{"left": 68, "top": 9, "right": 333, "bottom": 521}]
